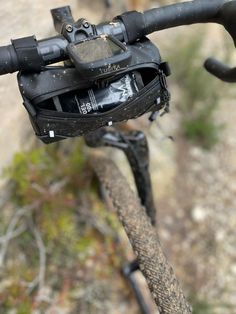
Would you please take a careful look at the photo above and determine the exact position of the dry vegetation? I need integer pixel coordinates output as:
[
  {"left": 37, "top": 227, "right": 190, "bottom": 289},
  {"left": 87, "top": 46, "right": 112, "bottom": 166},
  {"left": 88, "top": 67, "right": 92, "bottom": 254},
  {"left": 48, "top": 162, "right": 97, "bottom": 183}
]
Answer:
[{"left": 1, "top": 1, "right": 236, "bottom": 314}]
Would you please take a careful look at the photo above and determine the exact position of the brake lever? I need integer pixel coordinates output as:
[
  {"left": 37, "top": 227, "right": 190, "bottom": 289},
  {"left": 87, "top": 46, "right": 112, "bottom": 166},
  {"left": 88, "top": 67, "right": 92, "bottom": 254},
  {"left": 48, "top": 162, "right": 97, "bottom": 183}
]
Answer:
[{"left": 204, "top": 57, "right": 236, "bottom": 83}]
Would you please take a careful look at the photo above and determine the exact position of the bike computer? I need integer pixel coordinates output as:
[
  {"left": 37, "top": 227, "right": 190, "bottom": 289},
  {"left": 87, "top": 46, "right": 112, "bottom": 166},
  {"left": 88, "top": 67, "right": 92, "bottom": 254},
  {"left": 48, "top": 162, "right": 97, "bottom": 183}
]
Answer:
[{"left": 67, "top": 35, "right": 132, "bottom": 80}]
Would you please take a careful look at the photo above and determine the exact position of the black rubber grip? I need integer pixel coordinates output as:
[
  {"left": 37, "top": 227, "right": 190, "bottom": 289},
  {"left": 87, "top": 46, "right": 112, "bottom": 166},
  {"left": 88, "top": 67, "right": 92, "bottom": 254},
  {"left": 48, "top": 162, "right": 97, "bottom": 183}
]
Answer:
[
  {"left": 51, "top": 6, "right": 75, "bottom": 34},
  {"left": 0, "top": 45, "right": 19, "bottom": 75},
  {"left": 204, "top": 58, "right": 236, "bottom": 83}
]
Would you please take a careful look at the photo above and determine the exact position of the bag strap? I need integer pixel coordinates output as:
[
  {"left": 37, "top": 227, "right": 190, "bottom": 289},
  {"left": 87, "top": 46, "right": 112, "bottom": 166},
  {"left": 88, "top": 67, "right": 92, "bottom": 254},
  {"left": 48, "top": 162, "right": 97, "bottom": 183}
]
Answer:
[{"left": 12, "top": 36, "right": 43, "bottom": 72}]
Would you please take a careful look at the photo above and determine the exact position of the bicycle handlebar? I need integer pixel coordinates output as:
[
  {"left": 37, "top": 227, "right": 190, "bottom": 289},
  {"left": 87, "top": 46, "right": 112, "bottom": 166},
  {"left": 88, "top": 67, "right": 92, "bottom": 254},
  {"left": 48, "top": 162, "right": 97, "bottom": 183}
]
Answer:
[
  {"left": 0, "top": 45, "right": 18, "bottom": 75},
  {"left": 142, "top": 0, "right": 228, "bottom": 35},
  {"left": 0, "top": 0, "right": 236, "bottom": 77},
  {"left": 204, "top": 58, "right": 236, "bottom": 82},
  {"left": 0, "top": 36, "right": 68, "bottom": 75}
]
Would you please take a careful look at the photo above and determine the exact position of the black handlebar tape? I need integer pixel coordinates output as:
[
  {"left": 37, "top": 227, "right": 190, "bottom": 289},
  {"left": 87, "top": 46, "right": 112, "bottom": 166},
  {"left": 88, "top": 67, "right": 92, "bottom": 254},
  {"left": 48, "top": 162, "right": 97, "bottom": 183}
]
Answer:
[
  {"left": 142, "top": 0, "right": 227, "bottom": 36},
  {"left": 204, "top": 58, "right": 236, "bottom": 83},
  {"left": 219, "top": 1, "right": 236, "bottom": 47},
  {"left": 117, "top": 0, "right": 228, "bottom": 43},
  {"left": 51, "top": 6, "right": 75, "bottom": 34},
  {"left": 0, "top": 45, "right": 19, "bottom": 75}
]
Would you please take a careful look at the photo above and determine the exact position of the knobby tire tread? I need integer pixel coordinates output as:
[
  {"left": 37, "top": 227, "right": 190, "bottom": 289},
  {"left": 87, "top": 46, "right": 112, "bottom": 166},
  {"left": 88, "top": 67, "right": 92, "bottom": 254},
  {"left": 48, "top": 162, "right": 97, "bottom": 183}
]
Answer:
[{"left": 91, "top": 154, "right": 192, "bottom": 314}]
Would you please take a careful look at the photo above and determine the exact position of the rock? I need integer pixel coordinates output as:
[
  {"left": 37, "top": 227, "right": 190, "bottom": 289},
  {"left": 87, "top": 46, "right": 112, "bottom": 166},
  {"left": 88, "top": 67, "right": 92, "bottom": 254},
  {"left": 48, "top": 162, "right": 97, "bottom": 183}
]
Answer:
[{"left": 191, "top": 205, "right": 208, "bottom": 222}]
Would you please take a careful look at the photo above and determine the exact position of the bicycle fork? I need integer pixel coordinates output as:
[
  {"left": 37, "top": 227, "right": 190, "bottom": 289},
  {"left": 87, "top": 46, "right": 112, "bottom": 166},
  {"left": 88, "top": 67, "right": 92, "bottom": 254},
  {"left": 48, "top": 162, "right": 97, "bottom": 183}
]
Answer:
[
  {"left": 85, "top": 128, "right": 156, "bottom": 225},
  {"left": 85, "top": 128, "right": 156, "bottom": 314}
]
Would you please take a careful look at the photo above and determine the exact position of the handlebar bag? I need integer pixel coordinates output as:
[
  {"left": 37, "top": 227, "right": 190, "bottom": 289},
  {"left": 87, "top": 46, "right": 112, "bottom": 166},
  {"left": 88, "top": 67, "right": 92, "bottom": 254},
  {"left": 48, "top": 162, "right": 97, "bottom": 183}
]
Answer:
[{"left": 18, "top": 37, "right": 170, "bottom": 144}]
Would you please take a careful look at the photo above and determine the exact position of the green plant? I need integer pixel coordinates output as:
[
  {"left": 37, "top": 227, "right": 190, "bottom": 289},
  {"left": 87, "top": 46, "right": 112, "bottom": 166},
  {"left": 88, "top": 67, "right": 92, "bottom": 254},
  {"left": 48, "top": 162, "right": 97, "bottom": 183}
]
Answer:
[
  {"left": 183, "top": 104, "right": 223, "bottom": 149},
  {"left": 192, "top": 298, "right": 213, "bottom": 314},
  {"left": 0, "top": 140, "right": 129, "bottom": 313},
  {"left": 166, "top": 29, "right": 223, "bottom": 149}
]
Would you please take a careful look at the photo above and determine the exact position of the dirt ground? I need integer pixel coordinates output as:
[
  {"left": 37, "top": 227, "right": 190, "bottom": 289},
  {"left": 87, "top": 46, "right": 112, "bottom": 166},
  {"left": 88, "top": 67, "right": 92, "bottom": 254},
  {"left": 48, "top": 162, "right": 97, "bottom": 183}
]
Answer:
[
  {"left": 1, "top": 1, "right": 236, "bottom": 313},
  {"left": 146, "top": 92, "right": 236, "bottom": 312}
]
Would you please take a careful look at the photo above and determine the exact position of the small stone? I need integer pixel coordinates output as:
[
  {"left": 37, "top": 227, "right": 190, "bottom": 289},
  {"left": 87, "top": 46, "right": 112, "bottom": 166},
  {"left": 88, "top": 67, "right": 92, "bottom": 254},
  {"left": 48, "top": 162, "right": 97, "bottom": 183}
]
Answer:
[
  {"left": 231, "top": 264, "right": 236, "bottom": 275},
  {"left": 191, "top": 205, "right": 208, "bottom": 222}
]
